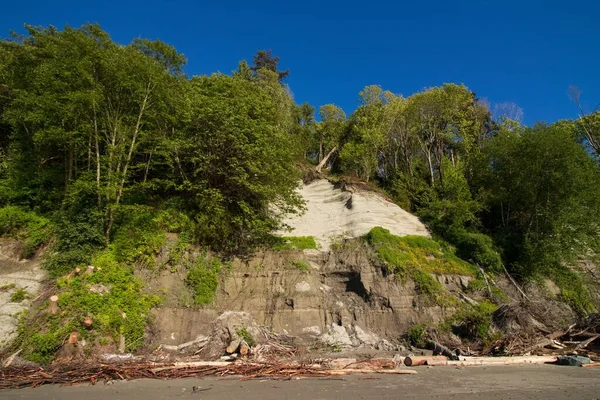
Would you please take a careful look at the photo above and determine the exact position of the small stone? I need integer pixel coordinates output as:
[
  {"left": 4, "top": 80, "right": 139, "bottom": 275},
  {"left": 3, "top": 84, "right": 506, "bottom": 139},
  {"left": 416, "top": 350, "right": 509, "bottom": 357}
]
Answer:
[{"left": 295, "top": 281, "right": 311, "bottom": 292}]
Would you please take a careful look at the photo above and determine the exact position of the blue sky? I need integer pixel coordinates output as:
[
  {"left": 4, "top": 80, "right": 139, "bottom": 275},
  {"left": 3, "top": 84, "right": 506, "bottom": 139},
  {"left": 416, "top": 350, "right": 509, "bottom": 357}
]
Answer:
[{"left": 1, "top": 0, "right": 598, "bottom": 125}]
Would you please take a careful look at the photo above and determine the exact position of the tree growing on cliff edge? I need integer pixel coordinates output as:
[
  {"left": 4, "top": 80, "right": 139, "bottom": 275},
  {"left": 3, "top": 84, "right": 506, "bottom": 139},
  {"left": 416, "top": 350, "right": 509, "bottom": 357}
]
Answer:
[
  {"left": 250, "top": 50, "right": 290, "bottom": 82},
  {"left": 0, "top": 25, "right": 302, "bottom": 253}
]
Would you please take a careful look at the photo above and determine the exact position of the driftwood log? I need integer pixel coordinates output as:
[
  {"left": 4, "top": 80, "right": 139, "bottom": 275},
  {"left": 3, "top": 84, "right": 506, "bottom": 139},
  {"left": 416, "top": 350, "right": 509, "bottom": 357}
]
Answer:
[
  {"left": 404, "top": 356, "right": 448, "bottom": 366},
  {"left": 226, "top": 339, "right": 241, "bottom": 354},
  {"left": 426, "top": 356, "right": 557, "bottom": 367}
]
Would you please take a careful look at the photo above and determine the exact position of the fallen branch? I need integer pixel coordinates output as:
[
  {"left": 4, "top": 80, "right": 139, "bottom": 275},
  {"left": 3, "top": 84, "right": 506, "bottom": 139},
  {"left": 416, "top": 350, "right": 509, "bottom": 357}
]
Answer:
[
  {"left": 502, "top": 265, "right": 531, "bottom": 301},
  {"left": 315, "top": 147, "right": 337, "bottom": 173},
  {"left": 478, "top": 265, "right": 493, "bottom": 299},
  {"left": 150, "top": 361, "right": 234, "bottom": 373},
  {"left": 581, "top": 362, "right": 600, "bottom": 368},
  {"left": 575, "top": 334, "right": 600, "bottom": 350},
  {"left": 428, "top": 341, "right": 457, "bottom": 360}
]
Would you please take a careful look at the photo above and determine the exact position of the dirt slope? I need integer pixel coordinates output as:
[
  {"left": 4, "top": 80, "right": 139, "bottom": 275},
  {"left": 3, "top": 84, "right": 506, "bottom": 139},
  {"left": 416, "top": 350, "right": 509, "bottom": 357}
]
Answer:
[{"left": 278, "top": 179, "right": 429, "bottom": 249}]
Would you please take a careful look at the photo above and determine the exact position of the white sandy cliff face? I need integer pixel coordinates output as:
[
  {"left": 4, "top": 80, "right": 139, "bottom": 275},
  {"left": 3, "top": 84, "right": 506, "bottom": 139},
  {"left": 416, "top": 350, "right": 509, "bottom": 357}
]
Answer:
[{"left": 279, "top": 179, "right": 429, "bottom": 249}]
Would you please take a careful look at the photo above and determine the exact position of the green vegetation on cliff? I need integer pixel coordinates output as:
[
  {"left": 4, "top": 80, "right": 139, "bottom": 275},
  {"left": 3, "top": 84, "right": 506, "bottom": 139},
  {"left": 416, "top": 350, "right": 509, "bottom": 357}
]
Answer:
[
  {"left": 365, "top": 227, "right": 475, "bottom": 304},
  {"left": 0, "top": 23, "right": 598, "bottom": 362}
]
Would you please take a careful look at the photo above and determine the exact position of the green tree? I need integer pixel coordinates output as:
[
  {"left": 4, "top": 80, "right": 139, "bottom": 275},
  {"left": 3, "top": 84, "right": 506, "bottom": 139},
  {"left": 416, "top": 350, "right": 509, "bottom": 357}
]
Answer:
[
  {"left": 316, "top": 104, "right": 346, "bottom": 163},
  {"left": 176, "top": 74, "right": 302, "bottom": 251},
  {"left": 250, "top": 50, "right": 289, "bottom": 82},
  {"left": 478, "top": 121, "right": 600, "bottom": 275}
]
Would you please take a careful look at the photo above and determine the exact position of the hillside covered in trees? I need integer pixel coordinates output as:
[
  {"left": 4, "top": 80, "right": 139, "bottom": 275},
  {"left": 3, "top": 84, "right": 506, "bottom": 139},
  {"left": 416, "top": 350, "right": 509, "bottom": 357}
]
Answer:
[{"left": 0, "top": 25, "right": 599, "bottom": 362}]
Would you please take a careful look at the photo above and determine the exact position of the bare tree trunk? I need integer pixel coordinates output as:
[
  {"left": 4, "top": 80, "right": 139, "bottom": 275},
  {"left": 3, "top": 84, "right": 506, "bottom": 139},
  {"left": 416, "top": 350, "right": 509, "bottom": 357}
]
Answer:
[
  {"left": 315, "top": 146, "right": 337, "bottom": 173},
  {"left": 319, "top": 139, "right": 323, "bottom": 163},
  {"left": 426, "top": 150, "right": 434, "bottom": 186},
  {"left": 93, "top": 100, "right": 101, "bottom": 208},
  {"left": 105, "top": 84, "right": 151, "bottom": 243},
  {"left": 143, "top": 149, "right": 153, "bottom": 184}
]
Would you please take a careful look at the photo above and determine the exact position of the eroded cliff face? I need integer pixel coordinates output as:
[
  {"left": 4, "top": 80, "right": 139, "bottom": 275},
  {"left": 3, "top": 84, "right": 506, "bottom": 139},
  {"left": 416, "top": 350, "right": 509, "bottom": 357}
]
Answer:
[
  {"left": 0, "top": 240, "right": 47, "bottom": 350},
  {"left": 150, "top": 242, "right": 472, "bottom": 347}
]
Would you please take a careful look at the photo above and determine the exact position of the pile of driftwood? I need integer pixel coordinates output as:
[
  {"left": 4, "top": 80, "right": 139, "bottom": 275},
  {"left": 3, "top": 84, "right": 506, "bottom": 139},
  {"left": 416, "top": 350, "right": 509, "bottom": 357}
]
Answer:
[
  {"left": 0, "top": 361, "right": 416, "bottom": 389},
  {"left": 489, "top": 314, "right": 600, "bottom": 358}
]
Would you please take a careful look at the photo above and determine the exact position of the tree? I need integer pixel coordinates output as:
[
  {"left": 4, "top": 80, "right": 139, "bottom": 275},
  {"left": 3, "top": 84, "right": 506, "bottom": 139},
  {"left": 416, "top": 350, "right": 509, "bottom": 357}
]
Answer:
[
  {"left": 0, "top": 25, "right": 187, "bottom": 241},
  {"left": 477, "top": 121, "right": 600, "bottom": 274},
  {"left": 250, "top": 50, "right": 289, "bottom": 82},
  {"left": 569, "top": 86, "right": 600, "bottom": 158},
  {"left": 317, "top": 104, "right": 346, "bottom": 163},
  {"left": 339, "top": 86, "right": 388, "bottom": 181},
  {"left": 176, "top": 74, "right": 302, "bottom": 251}
]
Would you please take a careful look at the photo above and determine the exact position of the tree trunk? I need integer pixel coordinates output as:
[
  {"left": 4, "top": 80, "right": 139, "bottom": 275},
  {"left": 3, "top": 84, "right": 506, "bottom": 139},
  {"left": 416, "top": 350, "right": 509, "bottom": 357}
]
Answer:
[
  {"left": 105, "top": 84, "right": 151, "bottom": 243},
  {"left": 315, "top": 146, "right": 337, "bottom": 173},
  {"left": 426, "top": 150, "right": 435, "bottom": 186}
]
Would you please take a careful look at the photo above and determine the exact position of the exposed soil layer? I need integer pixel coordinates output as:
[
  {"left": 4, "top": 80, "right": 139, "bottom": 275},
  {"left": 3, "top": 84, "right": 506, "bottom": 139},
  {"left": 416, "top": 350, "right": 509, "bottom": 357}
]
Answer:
[{"left": 150, "top": 242, "right": 473, "bottom": 348}]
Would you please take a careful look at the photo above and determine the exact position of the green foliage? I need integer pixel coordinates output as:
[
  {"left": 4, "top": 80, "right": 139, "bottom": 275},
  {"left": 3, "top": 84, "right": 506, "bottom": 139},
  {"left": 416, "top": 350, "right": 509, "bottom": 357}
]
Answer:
[
  {"left": 111, "top": 205, "right": 167, "bottom": 268},
  {"left": 10, "top": 287, "right": 28, "bottom": 302},
  {"left": 405, "top": 324, "right": 427, "bottom": 348},
  {"left": 26, "top": 331, "right": 63, "bottom": 364},
  {"left": 236, "top": 327, "right": 256, "bottom": 347},
  {"left": 446, "top": 229, "right": 502, "bottom": 272},
  {"left": 169, "top": 232, "right": 192, "bottom": 266},
  {"left": 44, "top": 209, "right": 105, "bottom": 277},
  {"left": 366, "top": 227, "right": 476, "bottom": 276},
  {"left": 18, "top": 249, "right": 160, "bottom": 363},
  {"left": 57, "top": 250, "right": 160, "bottom": 348},
  {"left": 272, "top": 236, "right": 318, "bottom": 250},
  {"left": 0, "top": 206, "right": 51, "bottom": 258},
  {"left": 547, "top": 265, "right": 596, "bottom": 315},
  {"left": 365, "top": 227, "right": 475, "bottom": 305},
  {"left": 180, "top": 73, "right": 302, "bottom": 252},
  {"left": 185, "top": 254, "right": 221, "bottom": 305},
  {"left": 444, "top": 301, "right": 498, "bottom": 343},
  {"left": 0, "top": 283, "right": 16, "bottom": 291},
  {"left": 289, "top": 260, "right": 310, "bottom": 272},
  {"left": 477, "top": 122, "right": 600, "bottom": 277}
]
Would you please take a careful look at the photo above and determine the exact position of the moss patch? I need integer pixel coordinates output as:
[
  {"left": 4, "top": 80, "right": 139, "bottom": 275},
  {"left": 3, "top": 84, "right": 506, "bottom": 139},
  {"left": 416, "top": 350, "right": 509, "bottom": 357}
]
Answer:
[
  {"left": 273, "top": 236, "right": 319, "bottom": 250},
  {"left": 365, "top": 227, "right": 476, "bottom": 305}
]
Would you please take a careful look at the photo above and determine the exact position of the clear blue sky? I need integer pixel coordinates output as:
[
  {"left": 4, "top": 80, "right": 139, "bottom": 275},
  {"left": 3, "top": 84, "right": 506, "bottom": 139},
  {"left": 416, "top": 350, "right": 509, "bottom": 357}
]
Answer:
[{"left": 2, "top": 0, "right": 599, "bottom": 125}]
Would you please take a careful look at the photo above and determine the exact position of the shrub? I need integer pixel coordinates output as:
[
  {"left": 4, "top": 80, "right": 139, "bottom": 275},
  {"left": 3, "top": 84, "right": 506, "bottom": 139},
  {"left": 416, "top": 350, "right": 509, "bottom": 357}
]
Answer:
[
  {"left": 0, "top": 206, "right": 52, "bottom": 258},
  {"left": 548, "top": 265, "right": 596, "bottom": 315},
  {"left": 45, "top": 211, "right": 105, "bottom": 277},
  {"left": 445, "top": 301, "right": 498, "bottom": 342},
  {"left": 10, "top": 287, "right": 28, "bottom": 302},
  {"left": 405, "top": 324, "right": 427, "bottom": 348},
  {"left": 185, "top": 254, "right": 221, "bottom": 305},
  {"left": 111, "top": 205, "right": 167, "bottom": 268},
  {"left": 236, "top": 327, "right": 256, "bottom": 347},
  {"left": 447, "top": 229, "right": 502, "bottom": 272}
]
